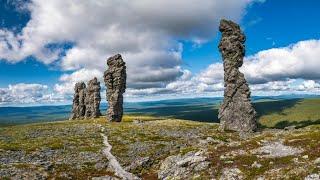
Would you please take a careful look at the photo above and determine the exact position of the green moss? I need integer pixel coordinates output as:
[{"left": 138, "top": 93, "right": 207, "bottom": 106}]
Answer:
[{"left": 180, "top": 147, "right": 198, "bottom": 155}]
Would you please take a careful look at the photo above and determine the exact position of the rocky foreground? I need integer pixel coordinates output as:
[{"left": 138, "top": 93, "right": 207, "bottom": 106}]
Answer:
[{"left": 0, "top": 116, "right": 319, "bottom": 179}]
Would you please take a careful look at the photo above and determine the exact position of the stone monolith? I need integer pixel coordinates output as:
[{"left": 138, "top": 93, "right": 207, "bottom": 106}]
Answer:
[
  {"left": 104, "top": 54, "right": 126, "bottom": 122},
  {"left": 70, "top": 82, "right": 86, "bottom": 120},
  {"left": 218, "top": 19, "right": 257, "bottom": 132},
  {"left": 85, "top": 77, "right": 101, "bottom": 118}
]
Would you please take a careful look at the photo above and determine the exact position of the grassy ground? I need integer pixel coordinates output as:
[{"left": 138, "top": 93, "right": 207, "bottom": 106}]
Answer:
[
  {"left": 258, "top": 98, "right": 320, "bottom": 128},
  {"left": 0, "top": 99, "right": 320, "bottom": 179}
]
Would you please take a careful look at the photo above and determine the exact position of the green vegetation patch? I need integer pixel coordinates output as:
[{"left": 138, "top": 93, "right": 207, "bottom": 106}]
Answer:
[{"left": 258, "top": 98, "right": 320, "bottom": 128}]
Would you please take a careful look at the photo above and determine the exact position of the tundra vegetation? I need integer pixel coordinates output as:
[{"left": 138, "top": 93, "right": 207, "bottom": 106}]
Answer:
[{"left": 0, "top": 98, "right": 319, "bottom": 179}]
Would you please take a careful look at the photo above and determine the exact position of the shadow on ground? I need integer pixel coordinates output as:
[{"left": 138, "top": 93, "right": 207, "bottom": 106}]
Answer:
[
  {"left": 254, "top": 99, "right": 301, "bottom": 118},
  {"left": 131, "top": 99, "right": 302, "bottom": 123},
  {"left": 130, "top": 98, "right": 320, "bottom": 129},
  {"left": 273, "top": 119, "right": 320, "bottom": 129}
]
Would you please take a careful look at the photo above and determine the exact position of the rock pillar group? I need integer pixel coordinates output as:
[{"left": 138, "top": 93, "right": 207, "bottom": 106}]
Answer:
[{"left": 70, "top": 77, "right": 101, "bottom": 120}]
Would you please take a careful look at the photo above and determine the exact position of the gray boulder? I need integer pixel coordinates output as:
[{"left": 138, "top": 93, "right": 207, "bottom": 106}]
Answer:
[
  {"left": 70, "top": 82, "right": 86, "bottom": 120},
  {"left": 104, "top": 54, "right": 126, "bottom": 122},
  {"left": 158, "top": 151, "right": 210, "bottom": 179},
  {"left": 218, "top": 19, "right": 257, "bottom": 132}
]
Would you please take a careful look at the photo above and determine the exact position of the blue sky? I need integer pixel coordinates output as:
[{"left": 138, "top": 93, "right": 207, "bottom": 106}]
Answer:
[{"left": 0, "top": 0, "right": 320, "bottom": 106}]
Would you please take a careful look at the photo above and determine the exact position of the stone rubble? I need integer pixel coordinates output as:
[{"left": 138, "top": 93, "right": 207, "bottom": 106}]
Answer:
[
  {"left": 251, "top": 141, "right": 303, "bottom": 158},
  {"left": 158, "top": 150, "right": 210, "bottom": 179}
]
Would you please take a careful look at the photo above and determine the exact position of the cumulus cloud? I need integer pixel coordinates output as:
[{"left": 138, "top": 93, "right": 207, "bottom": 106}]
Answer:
[
  {"left": 5, "top": 0, "right": 320, "bottom": 104},
  {"left": 0, "top": 83, "right": 64, "bottom": 105},
  {"left": 0, "top": 0, "right": 258, "bottom": 96},
  {"left": 243, "top": 39, "right": 320, "bottom": 83},
  {"left": 54, "top": 68, "right": 103, "bottom": 95}
]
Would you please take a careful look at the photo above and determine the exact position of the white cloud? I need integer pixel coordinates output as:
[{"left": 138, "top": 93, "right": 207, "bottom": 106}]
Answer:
[
  {"left": 0, "top": 83, "right": 64, "bottom": 105},
  {"left": 54, "top": 68, "right": 103, "bottom": 95},
  {"left": 0, "top": 0, "right": 258, "bottom": 94},
  {"left": 6, "top": 0, "right": 318, "bottom": 104},
  {"left": 297, "top": 80, "right": 320, "bottom": 92},
  {"left": 243, "top": 39, "right": 320, "bottom": 83}
]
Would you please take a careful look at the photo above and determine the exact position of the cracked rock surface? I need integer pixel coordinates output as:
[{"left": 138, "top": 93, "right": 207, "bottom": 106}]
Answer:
[
  {"left": 104, "top": 54, "right": 126, "bottom": 122},
  {"left": 85, "top": 77, "right": 101, "bottom": 119},
  {"left": 218, "top": 19, "right": 257, "bottom": 132},
  {"left": 70, "top": 82, "right": 86, "bottom": 120}
]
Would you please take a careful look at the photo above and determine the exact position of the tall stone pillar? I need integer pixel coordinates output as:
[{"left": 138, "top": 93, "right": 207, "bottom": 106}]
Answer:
[
  {"left": 85, "top": 77, "right": 101, "bottom": 119},
  {"left": 104, "top": 54, "right": 126, "bottom": 122},
  {"left": 218, "top": 19, "right": 257, "bottom": 132},
  {"left": 70, "top": 82, "right": 86, "bottom": 120}
]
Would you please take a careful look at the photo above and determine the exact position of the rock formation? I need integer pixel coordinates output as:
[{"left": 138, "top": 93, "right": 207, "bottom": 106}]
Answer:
[
  {"left": 104, "top": 54, "right": 126, "bottom": 122},
  {"left": 70, "top": 82, "right": 86, "bottom": 120},
  {"left": 218, "top": 19, "right": 257, "bottom": 132},
  {"left": 85, "top": 77, "right": 101, "bottom": 119}
]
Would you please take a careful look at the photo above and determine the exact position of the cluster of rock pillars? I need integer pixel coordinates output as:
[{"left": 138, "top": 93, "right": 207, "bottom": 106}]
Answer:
[{"left": 70, "top": 19, "right": 257, "bottom": 132}]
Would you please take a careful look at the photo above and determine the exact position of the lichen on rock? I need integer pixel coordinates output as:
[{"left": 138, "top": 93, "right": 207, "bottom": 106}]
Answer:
[
  {"left": 104, "top": 54, "right": 126, "bottom": 122},
  {"left": 218, "top": 19, "right": 257, "bottom": 132}
]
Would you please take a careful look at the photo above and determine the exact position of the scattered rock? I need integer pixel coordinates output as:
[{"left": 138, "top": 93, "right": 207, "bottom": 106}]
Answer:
[
  {"left": 302, "top": 155, "right": 309, "bottom": 159},
  {"left": 314, "top": 157, "right": 320, "bottom": 165},
  {"left": 251, "top": 141, "right": 303, "bottom": 158},
  {"left": 70, "top": 82, "right": 86, "bottom": 120},
  {"left": 218, "top": 19, "right": 257, "bottom": 132},
  {"left": 104, "top": 54, "right": 126, "bottom": 122},
  {"left": 133, "top": 119, "right": 144, "bottom": 124},
  {"left": 85, "top": 77, "right": 101, "bottom": 119},
  {"left": 92, "top": 176, "right": 120, "bottom": 180},
  {"left": 284, "top": 126, "right": 296, "bottom": 131},
  {"left": 305, "top": 174, "right": 320, "bottom": 180},
  {"left": 220, "top": 168, "right": 244, "bottom": 180},
  {"left": 158, "top": 150, "right": 210, "bottom": 179},
  {"left": 251, "top": 161, "right": 262, "bottom": 168},
  {"left": 95, "top": 162, "right": 107, "bottom": 170},
  {"left": 125, "top": 157, "right": 151, "bottom": 172}
]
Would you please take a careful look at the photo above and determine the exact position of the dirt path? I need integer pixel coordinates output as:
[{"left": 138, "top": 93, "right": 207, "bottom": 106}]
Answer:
[{"left": 100, "top": 133, "right": 140, "bottom": 180}]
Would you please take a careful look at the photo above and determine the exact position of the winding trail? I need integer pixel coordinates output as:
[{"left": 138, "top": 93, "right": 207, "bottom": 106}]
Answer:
[{"left": 100, "top": 132, "right": 140, "bottom": 180}]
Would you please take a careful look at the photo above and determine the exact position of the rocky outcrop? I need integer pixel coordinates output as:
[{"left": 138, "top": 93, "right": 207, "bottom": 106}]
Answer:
[
  {"left": 85, "top": 77, "right": 101, "bottom": 119},
  {"left": 158, "top": 150, "right": 210, "bottom": 179},
  {"left": 218, "top": 19, "right": 257, "bottom": 132},
  {"left": 70, "top": 82, "right": 86, "bottom": 120},
  {"left": 104, "top": 54, "right": 126, "bottom": 122},
  {"left": 251, "top": 141, "right": 303, "bottom": 158}
]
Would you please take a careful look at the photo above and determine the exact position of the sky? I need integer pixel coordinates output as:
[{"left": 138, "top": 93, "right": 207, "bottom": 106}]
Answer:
[{"left": 0, "top": 0, "right": 320, "bottom": 106}]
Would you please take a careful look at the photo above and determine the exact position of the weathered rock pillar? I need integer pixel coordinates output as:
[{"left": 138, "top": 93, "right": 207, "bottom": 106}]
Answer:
[
  {"left": 70, "top": 82, "right": 86, "bottom": 120},
  {"left": 218, "top": 19, "right": 257, "bottom": 132},
  {"left": 85, "top": 77, "right": 101, "bottom": 119},
  {"left": 104, "top": 54, "right": 126, "bottom": 122}
]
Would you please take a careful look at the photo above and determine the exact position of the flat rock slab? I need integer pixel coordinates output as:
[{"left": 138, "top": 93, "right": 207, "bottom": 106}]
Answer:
[
  {"left": 158, "top": 150, "right": 210, "bottom": 180},
  {"left": 251, "top": 141, "right": 303, "bottom": 158}
]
